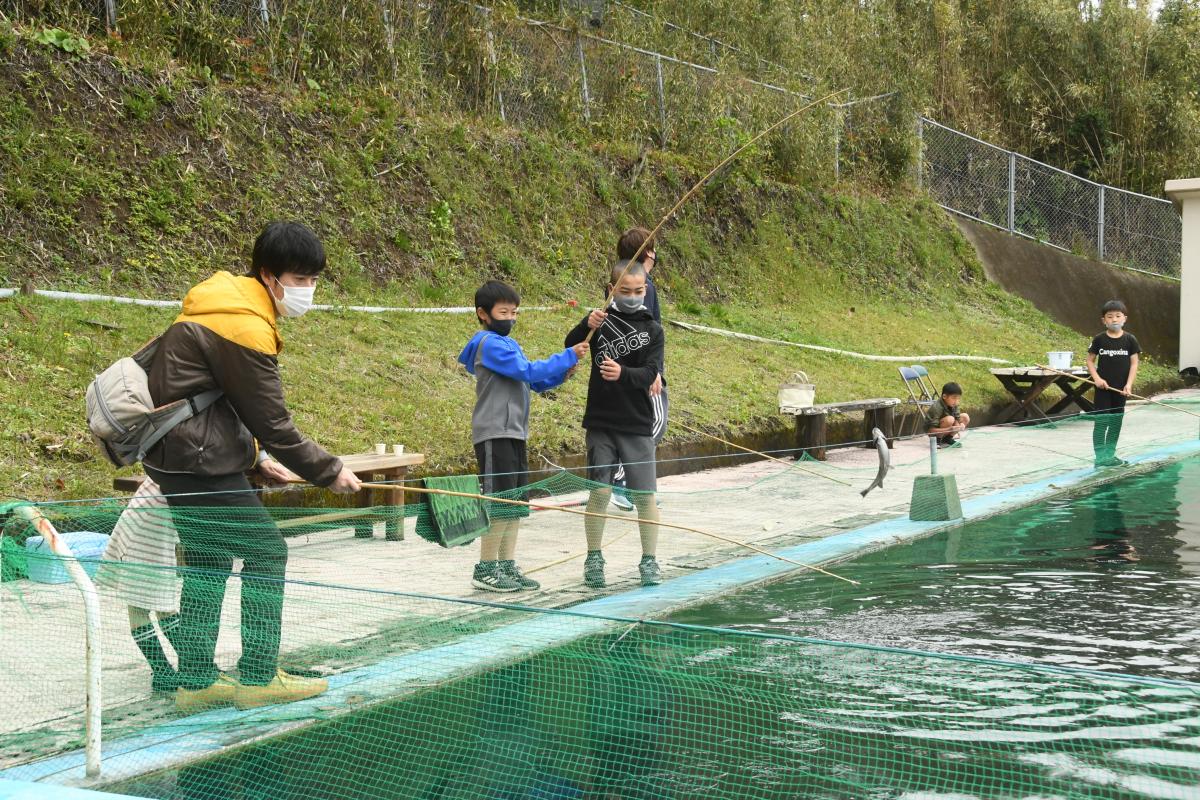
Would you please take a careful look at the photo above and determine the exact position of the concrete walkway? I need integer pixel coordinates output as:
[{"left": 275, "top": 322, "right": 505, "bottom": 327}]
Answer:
[{"left": 3, "top": 390, "right": 1199, "bottom": 769}]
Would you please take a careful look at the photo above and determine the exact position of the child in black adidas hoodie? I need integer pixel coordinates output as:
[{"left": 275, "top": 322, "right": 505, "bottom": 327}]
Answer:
[{"left": 565, "top": 260, "right": 665, "bottom": 589}]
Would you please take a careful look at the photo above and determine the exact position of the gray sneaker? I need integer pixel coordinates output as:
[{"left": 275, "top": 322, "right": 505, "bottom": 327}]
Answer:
[
  {"left": 639, "top": 556, "right": 662, "bottom": 586},
  {"left": 609, "top": 492, "right": 635, "bottom": 512},
  {"left": 472, "top": 561, "right": 520, "bottom": 593},
  {"left": 1095, "top": 456, "right": 1128, "bottom": 468},
  {"left": 583, "top": 551, "right": 606, "bottom": 588},
  {"left": 499, "top": 559, "right": 541, "bottom": 590}
]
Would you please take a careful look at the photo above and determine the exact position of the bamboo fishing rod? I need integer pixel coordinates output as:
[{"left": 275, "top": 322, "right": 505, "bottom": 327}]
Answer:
[
  {"left": 584, "top": 87, "right": 848, "bottom": 346},
  {"left": 352, "top": 481, "right": 858, "bottom": 585},
  {"left": 674, "top": 420, "right": 852, "bottom": 487},
  {"left": 1036, "top": 364, "right": 1200, "bottom": 421}
]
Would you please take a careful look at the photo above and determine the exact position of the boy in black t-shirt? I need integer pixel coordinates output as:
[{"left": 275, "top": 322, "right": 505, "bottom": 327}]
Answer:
[{"left": 1086, "top": 299, "right": 1141, "bottom": 467}]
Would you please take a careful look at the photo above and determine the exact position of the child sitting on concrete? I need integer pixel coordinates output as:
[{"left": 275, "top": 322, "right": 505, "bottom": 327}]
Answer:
[
  {"left": 458, "top": 280, "right": 587, "bottom": 592},
  {"left": 927, "top": 382, "right": 971, "bottom": 447}
]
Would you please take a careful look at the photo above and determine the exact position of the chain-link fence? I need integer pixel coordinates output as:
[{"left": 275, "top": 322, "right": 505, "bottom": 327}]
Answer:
[{"left": 920, "top": 117, "right": 1182, "bottom": 279}]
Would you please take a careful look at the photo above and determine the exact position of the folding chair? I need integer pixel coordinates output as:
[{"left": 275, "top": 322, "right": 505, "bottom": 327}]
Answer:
[
  {"left": 898, "top": 366, "right": 936, "bottom": 437},
  {"left": 911, "top": 365, "right": 938, "bottom": 403}
]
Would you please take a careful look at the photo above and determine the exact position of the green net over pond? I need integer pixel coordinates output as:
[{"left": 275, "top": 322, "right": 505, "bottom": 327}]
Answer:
[
  {"left": 17, "top": 597, "right": 1200, "bottom": 800},
  {"left": 3, "top": 397, "right": 1200, "bottom": 797}
]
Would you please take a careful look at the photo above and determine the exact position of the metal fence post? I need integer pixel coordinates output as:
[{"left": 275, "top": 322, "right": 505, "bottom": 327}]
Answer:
[
  {"left": 104, "top": 0, "right": 117, "bottom": 30},
  {"left": 576, "top": 37, "right": 592, "bottom": 122},
  {"left": 915, "top": 115, "right": 923, "bottom": 189},
  {"left": 258, "top": 0, "right": 270, "bottom": 26},
  {"left": 833, "top": 111, "right": 841, "bottom": 182},
  {"left": 1098, "top": 185, "right": 1106, "bottom": 261},
  {"left": 383, "top": 6, "right": 397, "bottom": 81},
  {"left": 655, "top": 54, "right": 666, "bottom": 145},
  {"left": 483, "top": 9, "right": 506, "bottom": 123},
  {"left": 1007, "top": 151, "right": 1016, "bottom": 234}
]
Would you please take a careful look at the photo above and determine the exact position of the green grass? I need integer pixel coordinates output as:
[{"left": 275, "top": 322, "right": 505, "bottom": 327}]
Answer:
[
  {"left": 1, "top": 283, "right": 1179, "bottom": 501},
  {"left": 0, "top": 39, "right": 1182, "bottom": 500}
]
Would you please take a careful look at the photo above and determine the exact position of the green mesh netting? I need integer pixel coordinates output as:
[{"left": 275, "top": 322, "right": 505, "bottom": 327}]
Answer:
[
  {"left": 2, "top": 397, "right": 1200, "bottom": 797},
  {"left": 13, "top": 588, "right": 1200, "bottom": 800}
]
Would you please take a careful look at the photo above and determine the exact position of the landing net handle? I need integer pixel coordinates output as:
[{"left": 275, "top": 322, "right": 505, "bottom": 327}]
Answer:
[{"left": 12, "top": 505, "right": 104, "bottom": 777}]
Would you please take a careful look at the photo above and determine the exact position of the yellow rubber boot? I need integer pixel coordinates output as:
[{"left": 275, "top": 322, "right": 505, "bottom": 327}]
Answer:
[
  {"left": 233, "top": 669, "right": 328, "bottom": 710},
  {"left": 175, "top": 673, "right": 239, "bottom": 715}
]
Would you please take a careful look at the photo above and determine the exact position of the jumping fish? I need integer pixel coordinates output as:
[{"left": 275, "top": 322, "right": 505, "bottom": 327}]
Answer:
[{"left": 860, "top": 427, "right": 890, "bottom": 498}]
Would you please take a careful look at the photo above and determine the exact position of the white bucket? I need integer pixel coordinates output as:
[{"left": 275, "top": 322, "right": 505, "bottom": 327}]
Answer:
[{"left": 1047, "top": 351, "right": 1073, "bottom": 370}]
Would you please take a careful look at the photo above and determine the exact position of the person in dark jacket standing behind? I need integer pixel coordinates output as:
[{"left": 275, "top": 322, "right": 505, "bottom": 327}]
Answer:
[{"left": 144, "top": 221, "right": 361, "bottom": 713}]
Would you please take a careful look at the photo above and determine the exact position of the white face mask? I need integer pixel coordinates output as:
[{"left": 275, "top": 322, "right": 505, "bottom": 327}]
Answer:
[{"left": 270, "top": 276, "right": 315, "bottom": 318}]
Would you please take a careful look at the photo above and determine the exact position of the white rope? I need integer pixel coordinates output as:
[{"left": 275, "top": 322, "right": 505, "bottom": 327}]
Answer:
[
  {"left": 669, "top": 319, "right": 1011, "bottom": 364},
  {"left": 0, "top": 288, "right": 557, "bottom": 314}
]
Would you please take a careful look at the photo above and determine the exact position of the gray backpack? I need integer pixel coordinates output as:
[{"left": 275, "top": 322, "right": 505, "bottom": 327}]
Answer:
[{"left": 85, "top": 337, "right": 223, "bottom": 467}]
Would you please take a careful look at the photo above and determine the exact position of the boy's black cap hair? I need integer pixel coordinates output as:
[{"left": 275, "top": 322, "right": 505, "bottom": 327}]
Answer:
[
  {"left": 251, "top": 221, "right": 326, "bottom": 279},
  {"left": 941, "top": 382, "right": 963, "bottom": 396},
  {"left": 610, "top": 259, "right": 648, "bottom": 285},
  {"left": 1101, "top": 299, "right": 1128, "bottom": 314},
  {"left": 475, "top": 280, "right": 521, "bottom": 318}
]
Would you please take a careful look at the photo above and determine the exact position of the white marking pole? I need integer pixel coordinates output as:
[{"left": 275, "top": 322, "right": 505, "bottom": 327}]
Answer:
[
  {"left": 13, "top": 506, "right": 103, "bottom": 777},
  {"left": 1166, "top": 178, "right": 1200, "bottom": 374}
]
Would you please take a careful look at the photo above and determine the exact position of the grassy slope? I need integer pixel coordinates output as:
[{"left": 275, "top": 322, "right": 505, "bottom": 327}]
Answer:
[{"left": 0, "top": 39, "right": 1180, "bottom": 500}]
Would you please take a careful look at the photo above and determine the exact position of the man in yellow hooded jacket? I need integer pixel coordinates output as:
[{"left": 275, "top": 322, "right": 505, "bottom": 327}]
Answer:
[{"left": 144, "top": 221, "right": 360, "bottom": 712}]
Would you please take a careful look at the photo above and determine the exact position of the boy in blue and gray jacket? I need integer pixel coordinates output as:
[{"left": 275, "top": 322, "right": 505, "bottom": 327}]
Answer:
[{"left": 458, "top": 280, "right": 589, "bottom": 592}]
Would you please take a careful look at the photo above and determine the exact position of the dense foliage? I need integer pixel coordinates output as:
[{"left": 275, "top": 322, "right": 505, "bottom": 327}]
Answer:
[{"left": 609, "top": 0, "right": 1200, "bottom": 194}]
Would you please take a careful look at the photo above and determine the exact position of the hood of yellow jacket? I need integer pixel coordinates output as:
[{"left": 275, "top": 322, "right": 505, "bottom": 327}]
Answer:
[{"left": 175, "top": 271, "right": 283, "bottom": 355}]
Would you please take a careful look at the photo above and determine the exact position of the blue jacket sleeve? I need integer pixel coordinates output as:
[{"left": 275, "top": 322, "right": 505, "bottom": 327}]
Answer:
[{"left": 480, "top": 335, "right": 578, "bottom": 393}]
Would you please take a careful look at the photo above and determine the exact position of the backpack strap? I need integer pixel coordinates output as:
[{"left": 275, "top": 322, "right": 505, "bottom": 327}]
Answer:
[{"left": 135, "top": 389, "right": 224, "bottom": 462}]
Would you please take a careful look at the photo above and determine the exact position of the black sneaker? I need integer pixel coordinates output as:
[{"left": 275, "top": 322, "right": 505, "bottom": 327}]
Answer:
[
  {"left": 584, "top": 551, "right": 606, "bottom": 588},
  {"left": 472, "top": 561, "right": 520, "bottom": 593},
  {"left": 499, "top": 559, "right": 541, "bottom": 590},
  {"left": 639, "top": 556, "right": 662, "bottom": 586}
]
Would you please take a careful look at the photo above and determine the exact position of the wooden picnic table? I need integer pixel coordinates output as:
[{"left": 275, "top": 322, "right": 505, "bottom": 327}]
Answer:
[
  {"left": 990, "top": 366, "right": 1094, "bottom": 423},
  {"left": 783, "top": 397, "right": 900, "bottom": 461},
  {"left": 113, "top": 451, "right": 425, "bottom": 541}
]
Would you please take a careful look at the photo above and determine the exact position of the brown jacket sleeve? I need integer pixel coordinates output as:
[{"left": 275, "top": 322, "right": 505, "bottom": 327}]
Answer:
[{"left": 202, "top": 333, "right": 343, "bottom": 487}]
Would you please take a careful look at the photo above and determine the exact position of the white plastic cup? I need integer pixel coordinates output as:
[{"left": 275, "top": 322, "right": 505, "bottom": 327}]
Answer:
[
  {"left": 392, "top": 444, "right": 405, "bottom": 455},
  {"left": 374, "top": 443, "right": 387, "bottom": 455},
  {"left": 1047, "top": 351, "right": 1073, "bottom": 371}
]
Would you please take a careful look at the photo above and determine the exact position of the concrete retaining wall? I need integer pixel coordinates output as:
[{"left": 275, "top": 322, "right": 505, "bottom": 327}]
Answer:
[{"left": 954, "top": 218, "right": 1180, "bottom": 362}]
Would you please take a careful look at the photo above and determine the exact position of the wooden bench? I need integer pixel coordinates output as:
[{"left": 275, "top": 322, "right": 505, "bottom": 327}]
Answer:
[
  {"left": 782, "top": 398, "right": 900, "bottom": 461},
  {"left": 113, "top": 452, "right": 425, "bottom": 541}
]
